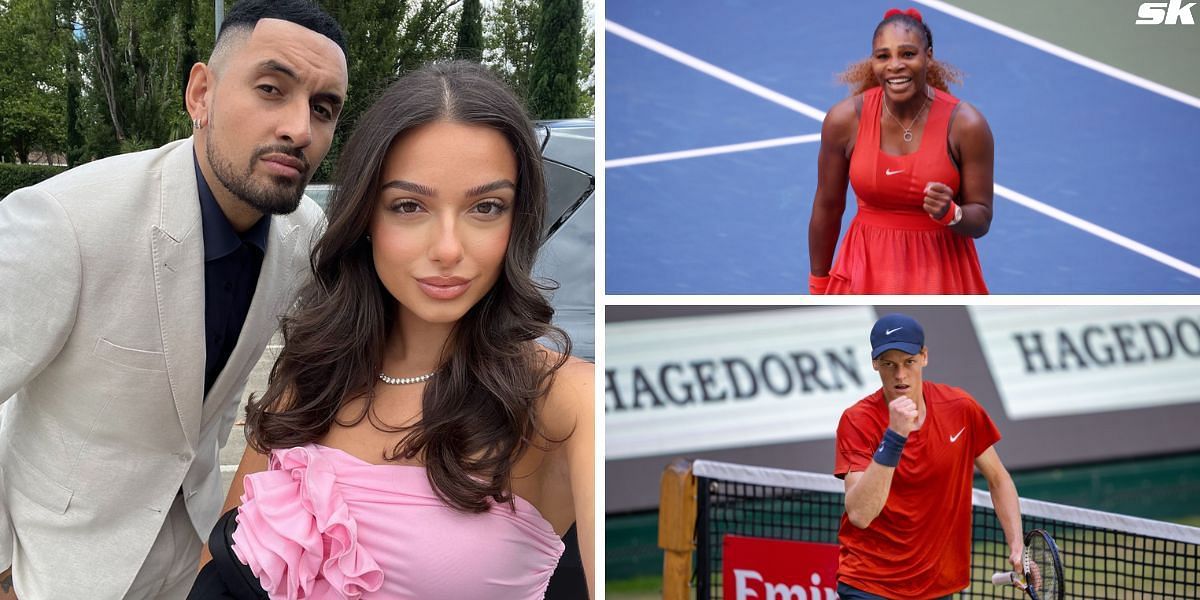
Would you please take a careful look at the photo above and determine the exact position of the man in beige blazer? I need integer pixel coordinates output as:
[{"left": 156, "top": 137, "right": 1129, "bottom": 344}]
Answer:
[{"left": 0, "top": 1, "right": 347, "bottom": 597}]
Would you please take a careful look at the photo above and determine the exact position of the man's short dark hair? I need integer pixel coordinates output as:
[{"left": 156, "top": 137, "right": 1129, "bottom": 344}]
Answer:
[{"left": 217, "top": 0, "right": 347, "bottom": 56}]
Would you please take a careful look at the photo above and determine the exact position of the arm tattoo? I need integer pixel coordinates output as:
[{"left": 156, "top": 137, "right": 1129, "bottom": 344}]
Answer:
[{"left": 1, "top": 573, "right": 12, "bottom": 592}]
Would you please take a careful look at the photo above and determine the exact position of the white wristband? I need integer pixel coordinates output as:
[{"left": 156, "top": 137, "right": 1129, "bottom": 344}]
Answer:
[{"left": 948, "top": 203, "right": 963, "bottom": 226}]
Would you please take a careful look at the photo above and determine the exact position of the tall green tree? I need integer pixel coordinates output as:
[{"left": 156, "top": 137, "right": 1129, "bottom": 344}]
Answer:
[
  {"left": 321, "top": 0, "right": 406, "bottom": 126},
  {"left": 575, "top": 0, "right": 594, "bottom": 117},
  {"left": 0, "top": 0, "right": 68, "bottom": 163},
  {"left": 75, "top": 0, "right": 190, "bottom": 157},
  {"left": 310, "top": 0, "right": 459, "bottom": 181},
  {"left": 393, "top": 0, "right": 459, "bottom": 75},
  {"left": 178, "top": 0, "right": 198, "bottom": 109},
  {"left": 81, "top": 0, "right": 128, "bottom": 143},
  {"left": 527, "top": 0, "right": 582, "bottom": 118},
  {"left": 2, "top": 0, "right": 595, "bottom": 167},
  {"left": 62, "top": 0, "right": 85, "bottom": 166},
  {"left": 483, "top": 0, "right": 539, "bottom": 98},
  {"left": 454, "top": 0, "right": 482, "bottom": 61}
]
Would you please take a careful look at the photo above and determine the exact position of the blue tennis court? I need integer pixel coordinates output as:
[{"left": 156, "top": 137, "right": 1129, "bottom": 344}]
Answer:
[{"left": 605, "top": 0, "right": 1200, "bottom": 294}]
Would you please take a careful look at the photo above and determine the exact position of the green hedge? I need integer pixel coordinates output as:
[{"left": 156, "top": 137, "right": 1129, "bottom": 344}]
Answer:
[{"left": 0, "top": 163, "right": 68, "bottom": 198}]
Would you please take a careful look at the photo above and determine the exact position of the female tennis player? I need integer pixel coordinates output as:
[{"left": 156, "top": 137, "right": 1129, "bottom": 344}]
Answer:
[
  {"left": 191, "top": 61, "right": 594, "bottom": 599},
  {"left": 808, "top": 8, "right": 994, "bottom": 294}
]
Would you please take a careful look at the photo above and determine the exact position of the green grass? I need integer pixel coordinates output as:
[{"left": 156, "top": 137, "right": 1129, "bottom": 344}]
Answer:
[
  {"left": 606, "top": 575, "right": 664, "bottom": 593},
  {"left": 1176, "top": 515, "right": 1200, "bottom": 527},
  {"left": 606, "top": 574, "right": 698, "bottom": 600}
]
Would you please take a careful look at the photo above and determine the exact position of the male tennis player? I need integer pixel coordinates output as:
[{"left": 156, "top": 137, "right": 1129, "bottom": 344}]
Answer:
[{"left": 833, "top": 313, "right": 1024, "bottom": 599}]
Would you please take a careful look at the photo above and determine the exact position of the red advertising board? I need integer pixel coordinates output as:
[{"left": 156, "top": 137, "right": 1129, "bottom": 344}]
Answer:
[{"left": 722, "top": 534, "right": 839, "bottom": 600}]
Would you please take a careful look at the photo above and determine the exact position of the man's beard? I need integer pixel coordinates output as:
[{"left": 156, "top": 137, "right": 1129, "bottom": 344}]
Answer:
[{"left": 206, "top": 134, "right": 310, "bottom": 216}]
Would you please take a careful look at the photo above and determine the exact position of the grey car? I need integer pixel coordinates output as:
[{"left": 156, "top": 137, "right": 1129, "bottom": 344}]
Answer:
[{"left": 305, "top": 119, "right": 595, "bottom": 361}]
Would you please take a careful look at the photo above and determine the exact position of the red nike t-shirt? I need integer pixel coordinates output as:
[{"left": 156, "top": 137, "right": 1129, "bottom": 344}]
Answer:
[{"left": 834, "top": 381, "right": 1001, "bottom": 599}]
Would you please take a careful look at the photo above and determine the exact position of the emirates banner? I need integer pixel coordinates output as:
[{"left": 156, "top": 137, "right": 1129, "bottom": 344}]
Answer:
[
  {"left": 723, "top": 535, "right": 839, "bottom": 600},
  {"left": 605, "top": 307, "right": 878, "bottom": 459},
  {"left": 968, "top": 306, "right": 1200, "bottom": 420}
]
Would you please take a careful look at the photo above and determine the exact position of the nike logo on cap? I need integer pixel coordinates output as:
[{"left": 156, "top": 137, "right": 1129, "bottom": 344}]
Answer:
[
  {"left": 885, "top": 168, "right": 904, "bottom": 176},
  {"left": 886, "top": 327, "right": 903, "bottom": 335},
  {"left": 950, "top": 427, "right": 965, "bottom": 443}
]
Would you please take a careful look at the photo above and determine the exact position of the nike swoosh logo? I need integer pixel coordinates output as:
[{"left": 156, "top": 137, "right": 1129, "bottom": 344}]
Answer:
[
  {"left": 886, "top": 327, "right": 902, "bottom": 335},
  {"left": 950, "top": 427, "right": 965, "bottom": 443},
  {"left": 885, "top": 168, "right": 905, "bottom": 175}
]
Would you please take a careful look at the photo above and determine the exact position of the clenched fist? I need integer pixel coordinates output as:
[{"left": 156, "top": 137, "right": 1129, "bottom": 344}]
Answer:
[
  {"left": 888, "top": 395, "right": 919, "bottom": 437},
  {"left": 923, "top": 181, "right": 954, "bottom": 221}
]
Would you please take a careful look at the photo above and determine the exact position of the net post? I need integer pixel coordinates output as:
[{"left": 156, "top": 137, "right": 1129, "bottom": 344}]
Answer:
[{"left": 659, "top": 458, "right": 697, "bottom": 600}]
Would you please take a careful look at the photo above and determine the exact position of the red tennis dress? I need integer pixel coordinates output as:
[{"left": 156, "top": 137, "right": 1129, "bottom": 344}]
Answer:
[{"left": 826, "top": 87, "right": 988, "bottom": 294}]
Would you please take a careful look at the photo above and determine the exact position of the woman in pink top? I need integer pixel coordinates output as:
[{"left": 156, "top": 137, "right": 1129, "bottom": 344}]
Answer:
[{"left": 190, "top": 61, "right": 594, "bottom": 599}]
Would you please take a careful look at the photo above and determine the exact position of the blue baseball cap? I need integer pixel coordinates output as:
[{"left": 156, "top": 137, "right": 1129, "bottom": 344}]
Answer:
[{"left": 870, "top": 313, "right": 925, "bottom": 359}]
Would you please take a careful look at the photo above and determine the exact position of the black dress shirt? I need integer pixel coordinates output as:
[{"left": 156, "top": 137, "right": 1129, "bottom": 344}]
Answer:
[{"left": 194, "top": 154, "right": 270, "bottom": 395}]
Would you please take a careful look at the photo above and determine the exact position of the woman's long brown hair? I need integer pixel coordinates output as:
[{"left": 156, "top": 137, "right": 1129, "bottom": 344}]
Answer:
[
  {"left": 838, "top": 11, "right": 963, "bottom": 96},
  {"left": 245, "top": 60, "right": 571, "bottom": 513}
]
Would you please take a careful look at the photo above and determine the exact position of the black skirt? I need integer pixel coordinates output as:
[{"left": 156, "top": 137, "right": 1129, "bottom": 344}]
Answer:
[{"left": 187, "top": 508, "right": 269, "bottom": 600}]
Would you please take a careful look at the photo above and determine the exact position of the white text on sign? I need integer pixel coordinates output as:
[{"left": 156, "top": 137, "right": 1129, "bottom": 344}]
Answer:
[{"left": 1136, "top": 0, "right": 1197, "bottom": 24}]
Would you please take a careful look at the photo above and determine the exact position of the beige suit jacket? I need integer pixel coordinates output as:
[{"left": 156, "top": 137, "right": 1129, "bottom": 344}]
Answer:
[{"left": 0, "top": 138, "right": 322, "bottom": 598}]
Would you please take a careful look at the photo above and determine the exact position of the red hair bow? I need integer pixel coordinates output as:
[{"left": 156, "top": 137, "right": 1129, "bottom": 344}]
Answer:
[{"left": 884, "top": 7, "right": 924, "bottom": 22}]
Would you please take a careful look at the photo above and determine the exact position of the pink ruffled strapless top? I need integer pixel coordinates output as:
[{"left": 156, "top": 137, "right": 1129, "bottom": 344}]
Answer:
[{"left": 230, "top": 443, "right": 565, "bottom": 599}]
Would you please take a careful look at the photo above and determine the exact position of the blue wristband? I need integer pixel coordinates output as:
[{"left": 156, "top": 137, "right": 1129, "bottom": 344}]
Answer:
[{"left": 873, "top": 429, "right": 908, "bottom": 467}]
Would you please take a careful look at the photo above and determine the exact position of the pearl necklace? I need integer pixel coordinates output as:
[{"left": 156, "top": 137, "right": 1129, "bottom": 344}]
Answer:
[{"left": 377, "top": 371, "right": 437, "bottom": 385}]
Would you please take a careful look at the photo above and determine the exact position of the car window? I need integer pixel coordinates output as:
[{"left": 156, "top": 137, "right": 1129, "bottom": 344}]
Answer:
[
  {"left": 535, "top": 122, "right": 595, "bottom": 361},
  {"left": 543, "top": 160, "right": 593, "bottom": 239},
  {"left": 540, "top": 123, "right": 595, "bottom": 238},
  {"left": 533, "top": 191, "right": 594, "bottom": 361},
  {"left": 305, "top": 184, "right": 333, "bottom": 211}
]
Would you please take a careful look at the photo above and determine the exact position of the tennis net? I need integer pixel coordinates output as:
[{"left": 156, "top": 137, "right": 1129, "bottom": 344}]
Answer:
[{"left": 688, "top": 459, "right": 1200, "bottom": 599}]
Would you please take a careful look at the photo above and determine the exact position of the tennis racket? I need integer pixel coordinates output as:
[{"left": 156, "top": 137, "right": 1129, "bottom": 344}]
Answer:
[{"left": 991, "top": 529, "right": 1064, "bottom": 600}]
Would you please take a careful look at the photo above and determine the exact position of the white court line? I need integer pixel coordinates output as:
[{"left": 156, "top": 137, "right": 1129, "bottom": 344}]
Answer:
[
  {"left": 606, "top": 20, "right": 827, "bottom": 121},
  {"left": 607, "top": 134, "right": 821, "bottom": 168},
  {"left": 995, "top": 184, "right": 1200, "bottom": 279},
  {"left": 606, "top": 20, "right": 1200, "bottom": 281},
  {"left": 913, "top": 0, "right": 1200, "bottom": 111}
]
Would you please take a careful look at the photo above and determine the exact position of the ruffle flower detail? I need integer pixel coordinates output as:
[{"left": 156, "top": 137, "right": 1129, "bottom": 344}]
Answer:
[{"left": 231, "top": 446, "right": 385, "bottom": 599}]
